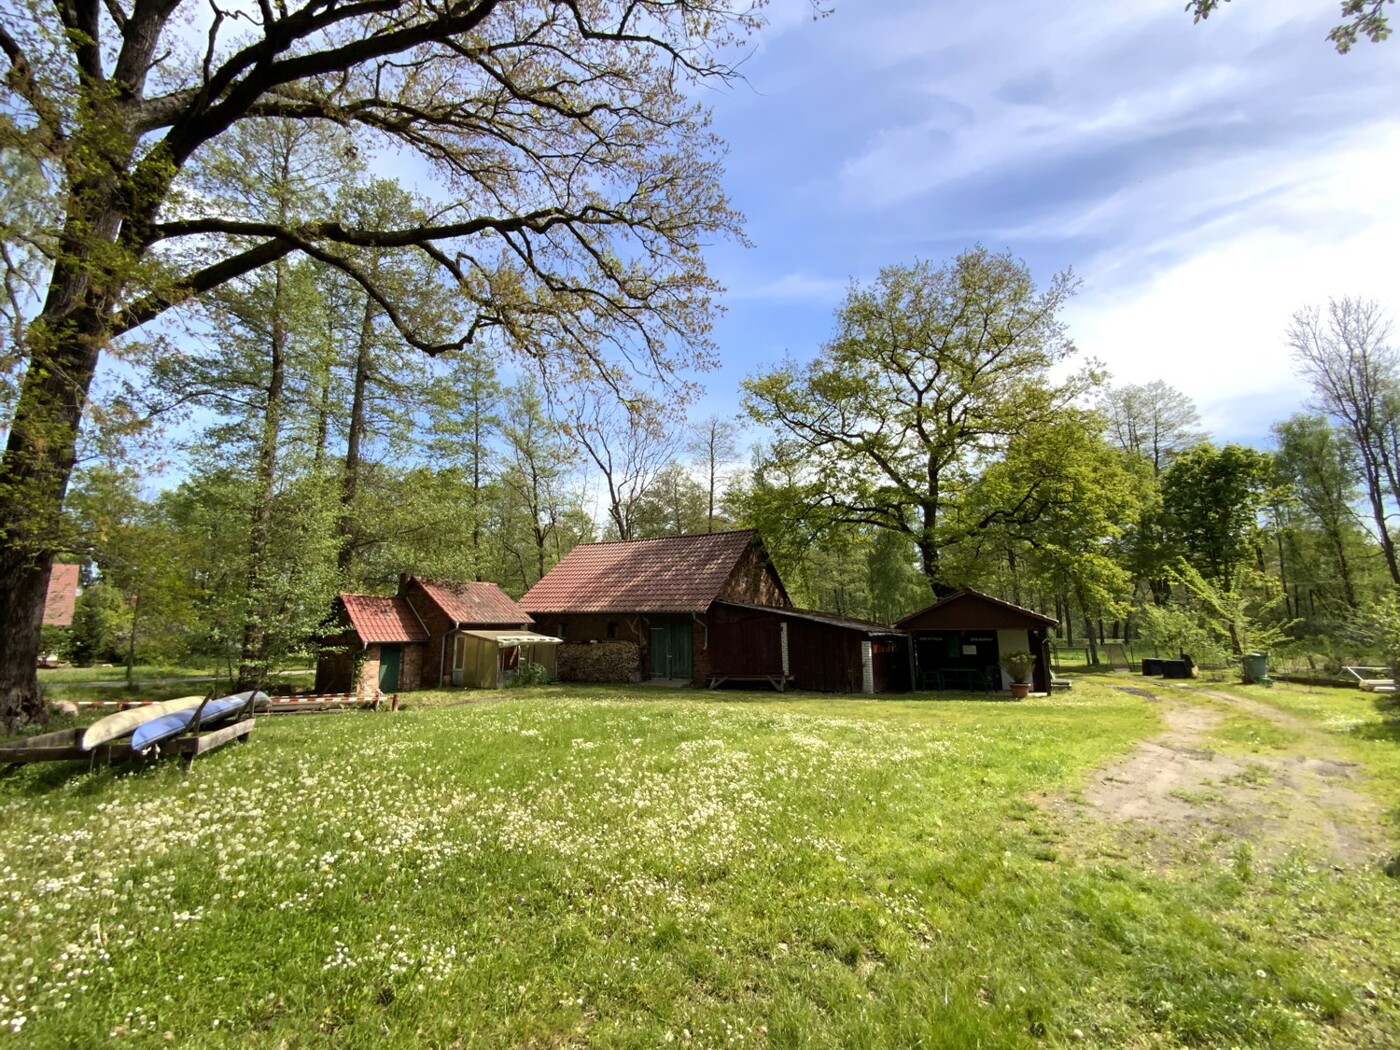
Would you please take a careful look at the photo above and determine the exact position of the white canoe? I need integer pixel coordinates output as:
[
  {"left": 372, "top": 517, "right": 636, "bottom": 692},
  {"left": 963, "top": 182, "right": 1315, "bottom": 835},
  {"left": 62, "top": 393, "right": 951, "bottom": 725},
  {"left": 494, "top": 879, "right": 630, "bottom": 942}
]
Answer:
[{"left": 80, "top": 695, "right": 206, "bottom": 751}]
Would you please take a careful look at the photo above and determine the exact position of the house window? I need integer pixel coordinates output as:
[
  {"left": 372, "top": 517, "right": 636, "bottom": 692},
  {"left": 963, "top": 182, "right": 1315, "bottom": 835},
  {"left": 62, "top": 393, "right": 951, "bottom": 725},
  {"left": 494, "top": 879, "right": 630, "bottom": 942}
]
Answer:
[
  {"left": 556, "top": 622, "right": 568, "bottom": 640},
  {"left": 607, "top": 621, "right": 618, "bottom": 639}
]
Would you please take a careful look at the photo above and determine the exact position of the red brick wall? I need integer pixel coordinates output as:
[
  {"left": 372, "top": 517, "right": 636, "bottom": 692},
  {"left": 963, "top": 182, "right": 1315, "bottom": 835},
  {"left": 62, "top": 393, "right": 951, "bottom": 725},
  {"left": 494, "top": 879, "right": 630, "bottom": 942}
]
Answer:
[{"left": 402, "top": 579, "right": 453, "bottom": 686}]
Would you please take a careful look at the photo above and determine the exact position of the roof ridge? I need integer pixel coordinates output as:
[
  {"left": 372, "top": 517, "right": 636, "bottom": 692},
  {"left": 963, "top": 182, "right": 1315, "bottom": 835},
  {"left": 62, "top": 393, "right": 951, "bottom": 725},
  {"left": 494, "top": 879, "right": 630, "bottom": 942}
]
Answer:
[{"left": 565, "top": 528, "right": 756, "bottom": 549}]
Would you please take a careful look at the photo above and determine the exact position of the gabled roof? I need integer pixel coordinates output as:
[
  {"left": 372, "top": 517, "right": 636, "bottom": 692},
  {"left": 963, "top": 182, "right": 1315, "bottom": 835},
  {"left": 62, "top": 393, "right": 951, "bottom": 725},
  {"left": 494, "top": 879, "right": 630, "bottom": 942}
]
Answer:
[
  {"left": 895, "top": 587, "right": 1058, "bottom": 630},
  {"left": 521, "top": 530, "right": 766, "bottom": 614},
  {"left": 411, "top": 577, "right": 533, "bottom": 625},
  {"left": 715, "top": 601, "right": 904, "bottom": 636},
  {"left": 43, "top": 563, "right": 80, "bottom": 627},
  {"left": 341, "top": 594, "right": 430, "bottom": 644}
]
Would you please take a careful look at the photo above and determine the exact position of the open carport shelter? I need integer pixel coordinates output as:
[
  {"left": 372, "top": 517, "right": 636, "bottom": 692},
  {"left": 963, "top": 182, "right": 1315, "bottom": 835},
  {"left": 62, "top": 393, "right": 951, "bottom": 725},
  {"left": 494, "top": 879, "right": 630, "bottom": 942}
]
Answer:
[
  {"left": 896, "top": 588, "right": 1057, "bottom": 693},
  {"left": 454, "top": 630, "right": 562, "bottom": 688}
]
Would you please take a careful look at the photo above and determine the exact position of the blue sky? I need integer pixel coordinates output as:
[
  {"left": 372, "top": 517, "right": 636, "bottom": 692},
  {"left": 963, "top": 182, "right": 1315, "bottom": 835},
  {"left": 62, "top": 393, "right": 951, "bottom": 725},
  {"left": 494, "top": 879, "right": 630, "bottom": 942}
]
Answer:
[{"left": 688, "top": 0, "right": 1400, "bottom": 449}]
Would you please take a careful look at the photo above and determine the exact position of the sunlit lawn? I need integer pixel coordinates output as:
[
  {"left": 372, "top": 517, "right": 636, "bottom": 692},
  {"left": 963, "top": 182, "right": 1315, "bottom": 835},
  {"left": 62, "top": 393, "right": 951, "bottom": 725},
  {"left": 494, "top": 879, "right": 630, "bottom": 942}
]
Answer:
[{"left": 2, "top": 682, "right": 1398, "bottom": 1047}]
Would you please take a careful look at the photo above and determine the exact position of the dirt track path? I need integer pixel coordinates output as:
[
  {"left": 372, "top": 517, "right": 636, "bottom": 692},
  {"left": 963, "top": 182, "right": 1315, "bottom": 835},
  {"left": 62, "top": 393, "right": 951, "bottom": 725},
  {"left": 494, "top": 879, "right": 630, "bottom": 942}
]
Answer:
[{"left": 1057, "top": 685, "right": 1386, "bottom": 867}]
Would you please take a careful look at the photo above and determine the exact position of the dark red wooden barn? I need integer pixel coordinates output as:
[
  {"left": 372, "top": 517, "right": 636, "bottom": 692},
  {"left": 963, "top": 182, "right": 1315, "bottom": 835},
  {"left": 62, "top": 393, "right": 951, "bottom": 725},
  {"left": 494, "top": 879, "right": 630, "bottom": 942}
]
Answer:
[{"left": 896, "top": 588, "right": 1058, "bottom": 693}]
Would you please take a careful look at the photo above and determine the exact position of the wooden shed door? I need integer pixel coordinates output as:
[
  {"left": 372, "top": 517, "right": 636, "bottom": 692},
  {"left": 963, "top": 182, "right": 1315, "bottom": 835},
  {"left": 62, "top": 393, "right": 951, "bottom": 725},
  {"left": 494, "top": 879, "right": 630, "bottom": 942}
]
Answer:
[
  {"left": 649, "top": 621, "right": 693, "bottom": 679},
  {"left": 378, "top": 645, "right": 401, "bottom": 691}
]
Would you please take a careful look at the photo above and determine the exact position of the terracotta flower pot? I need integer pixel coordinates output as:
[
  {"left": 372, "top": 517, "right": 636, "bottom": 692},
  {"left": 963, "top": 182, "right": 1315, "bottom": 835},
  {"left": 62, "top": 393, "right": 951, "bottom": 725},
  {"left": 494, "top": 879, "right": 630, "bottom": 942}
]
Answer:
[{"left": 1009, "top": 681, "right": 1030, "bottom": 700}]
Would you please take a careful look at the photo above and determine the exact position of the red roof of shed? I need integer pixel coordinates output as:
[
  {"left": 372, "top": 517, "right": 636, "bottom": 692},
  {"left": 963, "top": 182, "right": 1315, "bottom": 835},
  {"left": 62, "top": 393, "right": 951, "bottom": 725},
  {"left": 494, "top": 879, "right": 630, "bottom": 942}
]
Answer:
[
  {"left": 411, "top": 578, "right": 532, "bottom": 625},
  {"left": 895, "top": 587, "right": 1058, "bottom": 630},
  {"left": 341, "top": 594, "right": 429, "bottom": 644},
  {"left": 521, "top": 530, "right": 761, "bottom": 614},
  {"left": 43, "top": 563, "right": 80, "bottom": 627}
]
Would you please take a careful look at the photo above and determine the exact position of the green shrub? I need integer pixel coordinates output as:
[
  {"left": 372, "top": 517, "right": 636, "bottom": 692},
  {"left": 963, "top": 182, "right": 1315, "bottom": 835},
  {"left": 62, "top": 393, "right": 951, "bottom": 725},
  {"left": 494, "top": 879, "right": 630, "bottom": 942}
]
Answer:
[{"left": 504, "top": 660, "right": 550, "bottom": 688}]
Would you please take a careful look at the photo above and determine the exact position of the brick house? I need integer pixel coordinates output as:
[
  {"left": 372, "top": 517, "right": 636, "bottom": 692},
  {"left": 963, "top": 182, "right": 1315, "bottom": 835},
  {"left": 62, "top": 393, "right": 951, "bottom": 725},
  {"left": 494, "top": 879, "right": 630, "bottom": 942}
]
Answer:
[
  {"left": 316, "top": 576, "right": 550, "bottom": 692},
  {"left": 521, "top": 530, "right": 792, "bottom": 684}
]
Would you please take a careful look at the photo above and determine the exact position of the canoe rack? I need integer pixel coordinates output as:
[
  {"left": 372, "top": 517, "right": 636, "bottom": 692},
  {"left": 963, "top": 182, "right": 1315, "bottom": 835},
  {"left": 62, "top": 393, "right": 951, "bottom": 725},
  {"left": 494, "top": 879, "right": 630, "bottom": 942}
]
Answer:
[{"left": 1, "top": 692, "right": 259, "bottom": 775}]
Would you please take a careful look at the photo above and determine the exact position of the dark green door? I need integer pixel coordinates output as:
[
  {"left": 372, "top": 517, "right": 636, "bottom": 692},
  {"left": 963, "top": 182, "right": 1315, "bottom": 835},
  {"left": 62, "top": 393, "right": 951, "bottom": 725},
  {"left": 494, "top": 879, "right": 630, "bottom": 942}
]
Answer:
[
  {"left": 649, "top": 622, "right": 693, "bottom": 679},
  {"left": 378, "top": 645, "right": 401, "bottom": 691}
]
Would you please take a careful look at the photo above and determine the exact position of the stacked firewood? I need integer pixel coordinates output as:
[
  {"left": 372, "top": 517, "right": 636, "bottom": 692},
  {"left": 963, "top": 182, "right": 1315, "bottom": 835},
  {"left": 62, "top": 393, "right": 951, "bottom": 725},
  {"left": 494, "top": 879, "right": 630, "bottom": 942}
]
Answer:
[{"left": 557, "top": 641, "right": 641, "bottom": 683}]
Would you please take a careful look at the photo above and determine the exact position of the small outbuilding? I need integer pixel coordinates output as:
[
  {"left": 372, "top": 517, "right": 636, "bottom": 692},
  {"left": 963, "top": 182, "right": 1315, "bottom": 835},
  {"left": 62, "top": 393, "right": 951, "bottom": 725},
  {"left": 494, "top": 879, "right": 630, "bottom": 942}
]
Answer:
[
  {"left": 315, "top": 576, "right": 546, "bottom": 692},
  {"left": 896, "top": 588, "right": 1058, "bottom": 694},
  {"left": 453, "top": 629, "right": 560, "bottom": 688}
]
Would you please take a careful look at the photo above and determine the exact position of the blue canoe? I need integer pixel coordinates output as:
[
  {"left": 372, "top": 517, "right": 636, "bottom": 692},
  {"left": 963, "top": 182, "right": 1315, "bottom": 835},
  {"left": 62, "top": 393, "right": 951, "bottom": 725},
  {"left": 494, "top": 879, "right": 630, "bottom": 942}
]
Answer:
[{"left": 129, "top": 691, "right": 261, "bottom": 753}]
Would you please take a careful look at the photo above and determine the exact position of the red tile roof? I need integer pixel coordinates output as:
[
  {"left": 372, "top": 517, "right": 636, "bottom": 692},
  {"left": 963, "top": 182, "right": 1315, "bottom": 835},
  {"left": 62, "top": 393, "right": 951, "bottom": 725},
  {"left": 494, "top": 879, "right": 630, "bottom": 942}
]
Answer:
[
  {"left": 43, "top": 563, "right": 80, "bottom": 627},
  {"left": 521, "top": 530, "right": 761, "bottom": 614},
  {"left": 341, "top": 594, "right": 430, "bottom": 644},
  {"left": 412, "top": 578, "right": 532, "bottom": 626}
]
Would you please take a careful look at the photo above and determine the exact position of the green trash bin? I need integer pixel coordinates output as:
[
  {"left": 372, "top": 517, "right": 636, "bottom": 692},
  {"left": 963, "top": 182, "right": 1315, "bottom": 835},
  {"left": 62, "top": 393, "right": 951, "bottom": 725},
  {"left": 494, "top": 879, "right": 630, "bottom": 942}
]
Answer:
[{"left": 1242, "top": 652, "right": 1269, "bottom": 684}]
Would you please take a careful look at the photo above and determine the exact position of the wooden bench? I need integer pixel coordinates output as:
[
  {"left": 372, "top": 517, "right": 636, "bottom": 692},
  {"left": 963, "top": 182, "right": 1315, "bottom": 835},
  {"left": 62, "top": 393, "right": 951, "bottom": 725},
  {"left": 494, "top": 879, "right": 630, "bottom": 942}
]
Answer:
[{"left": 708, "top": 675, "right": 793, "bottom": 692}]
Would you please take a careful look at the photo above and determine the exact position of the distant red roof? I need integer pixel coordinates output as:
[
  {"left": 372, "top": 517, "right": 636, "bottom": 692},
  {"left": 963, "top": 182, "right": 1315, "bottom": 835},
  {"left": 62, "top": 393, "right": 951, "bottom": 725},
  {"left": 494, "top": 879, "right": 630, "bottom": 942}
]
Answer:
[
  {"left": 43, "top": 563, "right": 80, "bottom": 627},
  {"left": 521, "top": 530, "right": 762, "bottom": 614},
  {"left": 341, "top": 594, "right": 429, "bottom": 644},
  {"left": 411, "top": 578, "right": 532, "bottom": 625}
]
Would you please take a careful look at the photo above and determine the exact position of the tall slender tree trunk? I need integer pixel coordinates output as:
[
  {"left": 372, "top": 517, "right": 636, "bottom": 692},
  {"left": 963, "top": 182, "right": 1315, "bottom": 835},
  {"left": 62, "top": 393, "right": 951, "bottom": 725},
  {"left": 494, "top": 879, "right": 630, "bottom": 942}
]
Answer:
[
  {"left": 1328, "top": 527, "right": 1357, "bottom": 608},
  {"left": 1274, "top": 529, "right": 1293, "bottom": 622},
  {"left": 125, "top": 591, "right": 141, "bottom": 688},
  {"left": 1358, "top": 449, "right": 1400, "bottom": 585},
  {"left": 471, "top": 408, "right": 484, "bottom": 579},
  {"left": 237, "top": 264, "right": 289, "bottom": 688},
  {"left": 337, "top": 294, "right": 375, "bottom": 577},
  {"left": 1077, "top": 586, "right": 1098, "bottom": 665}
]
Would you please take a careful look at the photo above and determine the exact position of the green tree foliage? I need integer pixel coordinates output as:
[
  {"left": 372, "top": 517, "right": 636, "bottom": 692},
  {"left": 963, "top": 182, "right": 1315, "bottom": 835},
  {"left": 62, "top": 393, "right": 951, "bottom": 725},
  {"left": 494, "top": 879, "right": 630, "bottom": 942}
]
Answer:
[
  {"left": 743, "top": 247, "right": 1095, "bottom": 592},
  {"left": 1271, "top": 413, "right": 1367, "bottom": 616},
  {"left": 0, "top": 0, "right": 766, "bottom": 727},
  {"left": 65, "top": 467, "right": 194, "bottom": 680},
  {"left": 1187, "top": 0, "right": 1393, "bottom": 53},
  {"left": 1172, "top": 561, "right": 1296, "bottom": 657},
  {"left": 1161, "top": 443, "right": 1273, "bottom": 592},
  {"left": 1288, "top": 298, "right": 1400, "bottom": 587}
]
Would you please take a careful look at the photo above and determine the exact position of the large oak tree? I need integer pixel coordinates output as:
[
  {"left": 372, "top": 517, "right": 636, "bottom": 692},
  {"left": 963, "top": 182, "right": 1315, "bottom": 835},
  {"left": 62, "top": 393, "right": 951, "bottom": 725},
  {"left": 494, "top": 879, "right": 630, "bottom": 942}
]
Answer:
[
  {"left": 0, "top": 0, "right": 769, "bottom": 727},
  {"left": 742, "top": 247, "right": 1097, "bottom": 592}
]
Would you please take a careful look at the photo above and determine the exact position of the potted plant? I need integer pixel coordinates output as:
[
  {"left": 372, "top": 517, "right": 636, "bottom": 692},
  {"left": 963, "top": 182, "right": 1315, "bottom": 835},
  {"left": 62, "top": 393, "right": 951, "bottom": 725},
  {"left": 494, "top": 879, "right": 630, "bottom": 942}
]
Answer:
[{"left": 999, "top": 650, "right": 1036, "bottom": 700}]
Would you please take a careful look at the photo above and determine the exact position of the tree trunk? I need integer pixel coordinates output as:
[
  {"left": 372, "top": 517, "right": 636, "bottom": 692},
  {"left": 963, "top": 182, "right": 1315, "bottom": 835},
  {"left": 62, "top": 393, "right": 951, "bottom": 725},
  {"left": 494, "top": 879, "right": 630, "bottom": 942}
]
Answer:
[
  {"left": 236, "top": 264, "right": 289, "bottom": 688},
  {"left": 1274, "top": 529, "right": 1292, "bottom": 622},
  {"left": 337, "top": 294, "right": 375, "bottom": 577},
  {"left": 1357, "top": 449, "right": 1400, "bottom": 585},
  {"left": 1077, "top": 586, "right": 1098, "bottom": 665},
  {"left": 1329, "top": 528, "right": 1358, "bottom": 608},
  {"left": 125, "top": 590, "right": 141, "bottom": 688},
  {"left": 0, "top": 295, "right": 108, "bottom": 729}
]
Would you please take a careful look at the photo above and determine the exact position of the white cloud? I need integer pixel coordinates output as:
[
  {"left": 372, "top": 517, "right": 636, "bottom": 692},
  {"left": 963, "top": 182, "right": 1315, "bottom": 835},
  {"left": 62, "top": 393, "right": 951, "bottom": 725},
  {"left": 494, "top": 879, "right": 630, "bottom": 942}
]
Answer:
[
  {"left": 1066, "top": 119, "right": 1400, "bottom": 440},
  {"left": 725, "top": 272, "right": 852, "bottom": 301}
]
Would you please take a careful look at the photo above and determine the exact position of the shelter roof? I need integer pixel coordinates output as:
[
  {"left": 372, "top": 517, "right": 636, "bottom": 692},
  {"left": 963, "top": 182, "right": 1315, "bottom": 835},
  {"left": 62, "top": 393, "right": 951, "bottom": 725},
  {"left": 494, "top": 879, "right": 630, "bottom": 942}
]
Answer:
[
  {"left": 521, "top": 530, "right": 763, "bottom": 614},
  {"left": 461, "top": 630, "right": 562, "bottom": 647},
  {"left": 895, "top": 588, "right": 1058, "bottom": 631},
  {"left": 715, "top": 601, "right": 904, "bottom": 636},
  {"left": 411, "top": 578, "right": 533, "bottom": 626},
  {"left": 43, "top": 563, "right": 80, "bottom": 627},
  {"left": 340, "top": 594, "right": 430, "bottom": 644}
]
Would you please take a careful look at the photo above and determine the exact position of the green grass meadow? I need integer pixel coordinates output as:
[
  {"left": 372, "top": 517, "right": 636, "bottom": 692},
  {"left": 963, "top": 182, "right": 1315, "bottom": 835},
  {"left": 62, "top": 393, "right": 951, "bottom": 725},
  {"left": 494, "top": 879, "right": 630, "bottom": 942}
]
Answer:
[{"left": 2, "top": 682, "right": 1398, "bottom": 1047}]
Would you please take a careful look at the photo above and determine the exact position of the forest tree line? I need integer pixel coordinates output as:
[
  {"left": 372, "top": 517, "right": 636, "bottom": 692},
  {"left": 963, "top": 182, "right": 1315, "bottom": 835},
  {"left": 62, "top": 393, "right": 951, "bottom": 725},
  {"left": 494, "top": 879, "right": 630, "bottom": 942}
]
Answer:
[{"left": 43, "top": 234, "right": 1400, "bottom": 684}]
